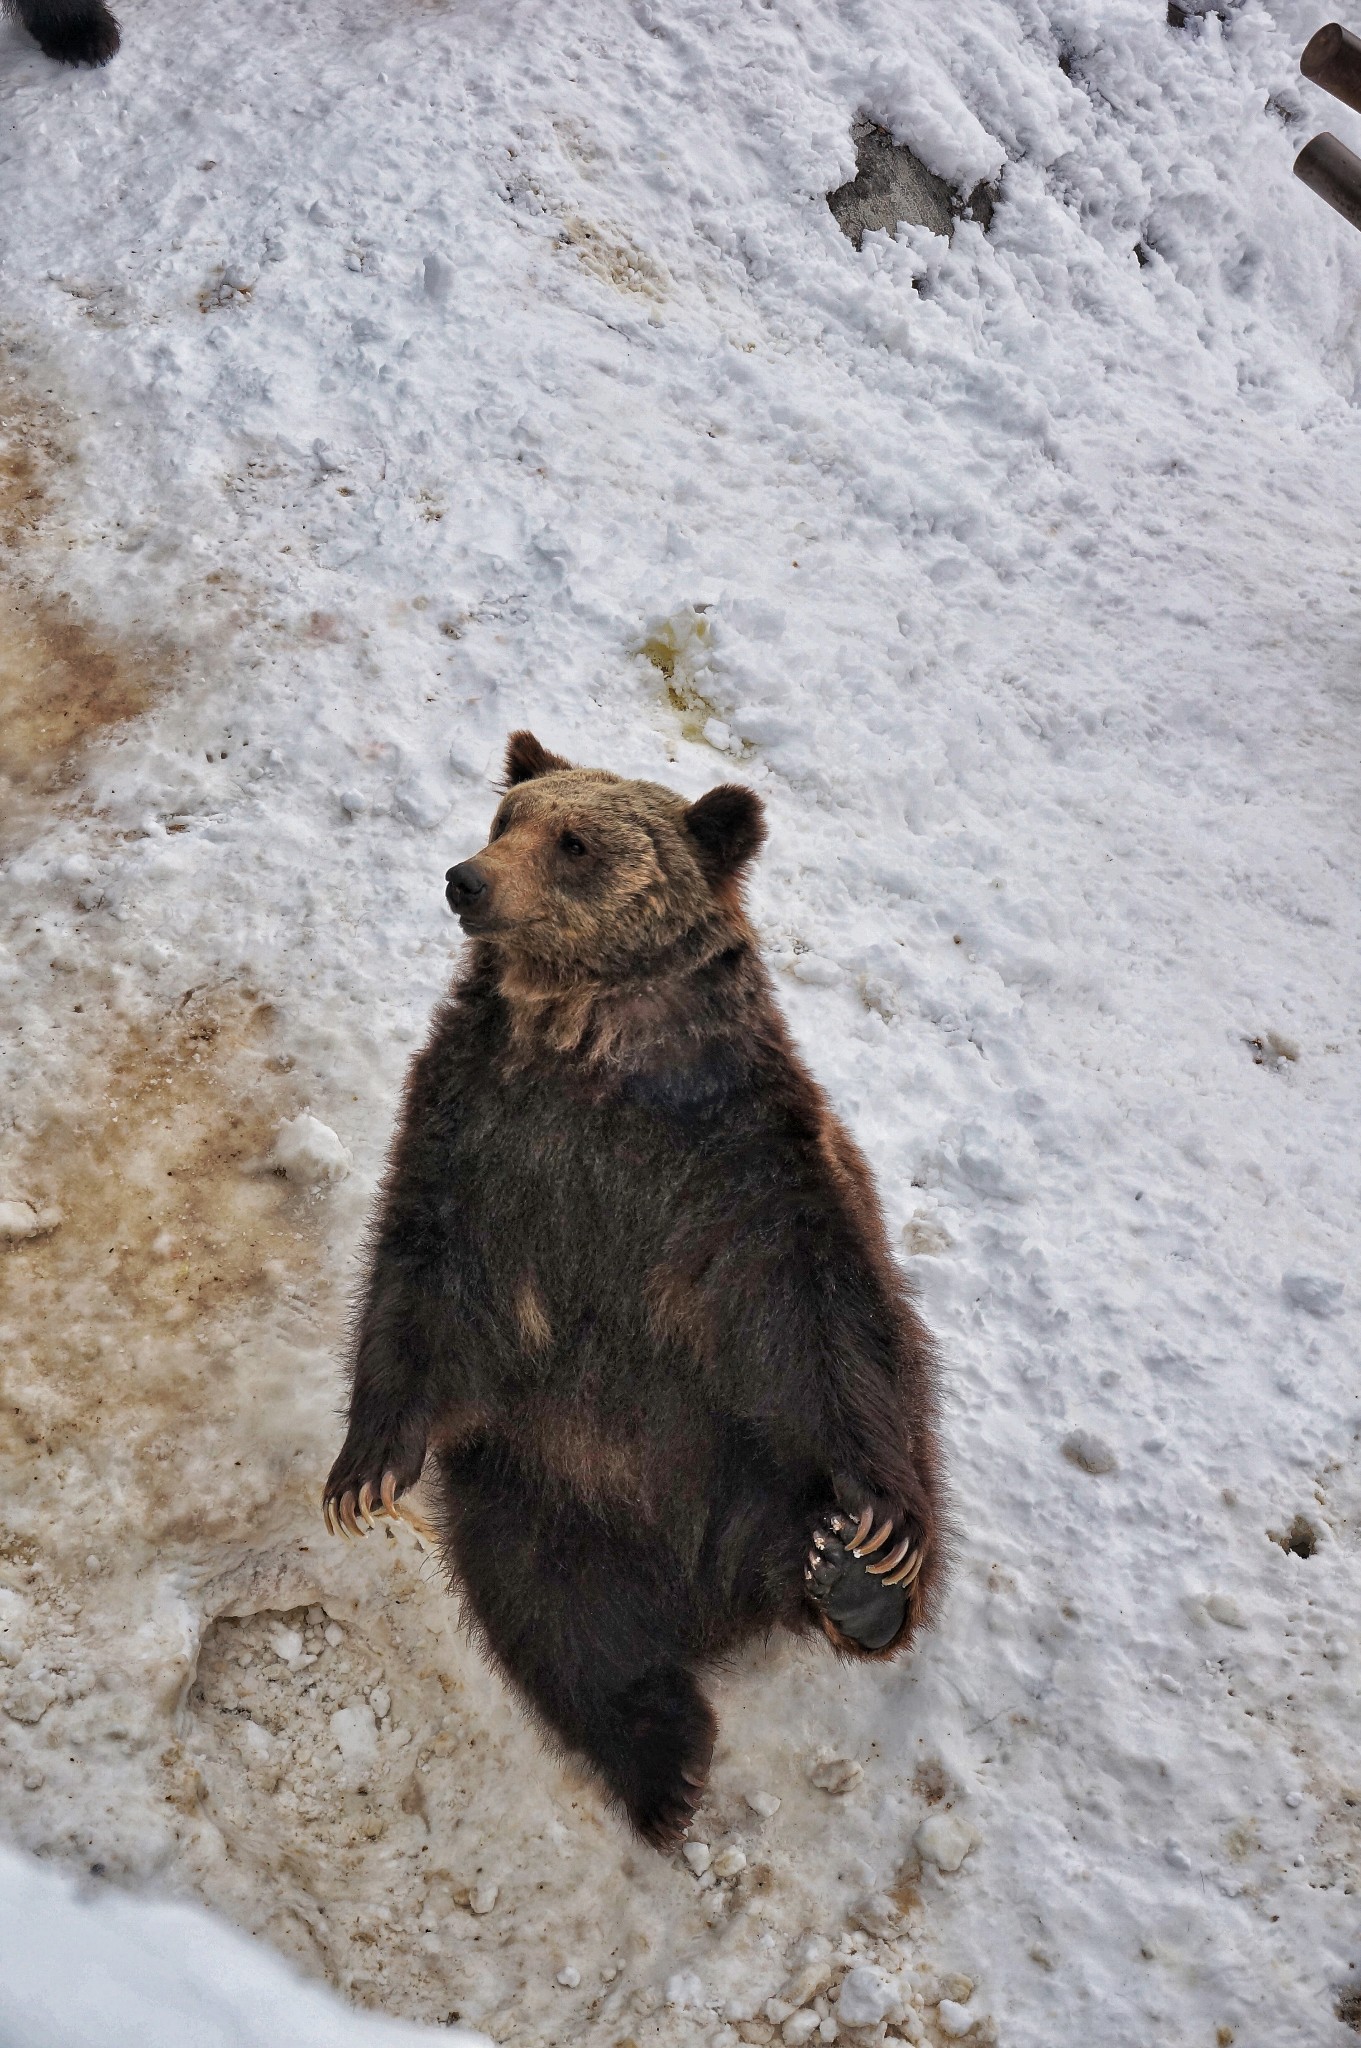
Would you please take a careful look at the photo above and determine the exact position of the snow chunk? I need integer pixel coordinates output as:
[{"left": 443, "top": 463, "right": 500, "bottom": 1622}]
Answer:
[
  {"left": 469, "top": 1883, "right": 498, "bottom": 1916},
  {"left": 1281, "top": 1271, "right": 1344, "bottom": 1317},
  {"left": 4, "top": 1676, "right": 56, "bottom": 1725},
  {"left": 240, "top": 1719, "right": 273, "bottom": 1762},
  {"left": 1060, "top": 1430, "right": 1118, "bottom": 1476},
  {"left": 726, "top": 598, "right": 785, "bottom": 642},
  {"left": 0, "top": 1200, "right": 39, "bottom": 1241},
  {"left": 0, "top": 1199, "right": 61, "bottom": 1242},
  {"left": 836, "top": 1965, "right": 898, "bottom": 2027},
  {"left": 790, "top": 955, "right": 843, "bottom": 988},
  {"left": 915, "top": 1812, "right": 979, "bottom": 1872},
  {"left": 269, "top": 1114, "right": 352, "bottom": 1186},
  {"left": 745, "top": 1789, "right": 781, "bottom": 1818},
  {"left": 851, "top": 1892, "right": 905, "bottom": 1938},
  {"left": 448, "top": 738, "right": 491, "bottom": 781},
  {"left": 1205, "top": 1593, "right": 1250, "bottom": 1630},
  {"left": 937, "top": 1999, "right": 976, "bottom": 2037},
  {"left": 809, "top": 1756, "right": 863, "bottom": 1794},
  {"left": 683, "top": 1841, "right": 712, "bottom": 1874},
  {"left": 330, "top": 1702, "right": 378, "bottom": 1762},
  {"left": 955, "top": 1125, "right": 1027, "bottom": 1203},
  {"left": 396, "top": 777, "right": 451, "bottom": 831},
  {"left": 666, "top": 1969, "right": 706, "bottom": 2010},
  {"left": 779, "top": 1959, "right": 833, "bottom": 2006},
  {"left": 0, "top": 1588, "right": 29, "bottom": 1667}
]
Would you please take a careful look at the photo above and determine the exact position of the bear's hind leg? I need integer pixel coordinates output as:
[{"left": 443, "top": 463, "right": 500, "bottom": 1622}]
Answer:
[
  {"left": 437, "top": 1447, "right": 715, "bottom": 1848},
  {"left": 594, "top": 1662, "right": 715, "bottom": 1849}
]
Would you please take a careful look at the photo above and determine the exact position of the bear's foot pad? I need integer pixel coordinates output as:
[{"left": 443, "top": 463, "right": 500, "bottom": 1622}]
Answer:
[{"left": 805, "top": 1506, "right": 923, "bottom": 1651}]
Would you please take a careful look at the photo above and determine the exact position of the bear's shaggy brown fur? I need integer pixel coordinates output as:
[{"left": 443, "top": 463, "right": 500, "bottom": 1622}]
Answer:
[{"left": 324, "top": 732, "right": 945, "bottom": 1847}]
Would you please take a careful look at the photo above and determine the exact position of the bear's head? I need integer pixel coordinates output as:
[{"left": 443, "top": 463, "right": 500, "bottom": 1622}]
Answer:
[{"left": 445, "top": 731, "right": 766, "bottom": 981}]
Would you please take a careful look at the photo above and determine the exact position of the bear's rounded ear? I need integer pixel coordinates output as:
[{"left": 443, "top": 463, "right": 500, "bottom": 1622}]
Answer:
[
  {"left": 504, "top": 730, "right": 572, "bottom": 786},
  {"left": 684, "top": 783, "right": 767, "bottom": 879}
]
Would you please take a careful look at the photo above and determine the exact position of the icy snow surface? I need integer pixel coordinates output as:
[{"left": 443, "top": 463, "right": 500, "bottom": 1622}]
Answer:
[
  {"left": 0, "top": 1838, "right": 477, "bottom": 2047},
  {"left": 1, "top": 0, "right": 1360, "bottom": 2042}
]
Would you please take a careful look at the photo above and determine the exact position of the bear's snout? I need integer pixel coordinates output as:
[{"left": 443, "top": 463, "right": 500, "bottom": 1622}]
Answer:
[{"left": 446, "top": 860, "right": 490, "bottom": 920}]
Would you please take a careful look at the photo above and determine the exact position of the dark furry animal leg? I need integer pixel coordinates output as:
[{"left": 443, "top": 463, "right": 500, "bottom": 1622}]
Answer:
[
  {"left": 8, "top": 0, "right": 119, "bottom": 64},
  {"left": 437, "top": 1446, "right": 715, "bottom": 1848}
]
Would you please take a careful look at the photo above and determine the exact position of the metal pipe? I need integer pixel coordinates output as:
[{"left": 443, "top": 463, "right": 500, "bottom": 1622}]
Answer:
[
  {"left": 1301, "top": 22, "right": 1361, "bottom": 115},
  {"left": 1294, "top": 131, "right": 1361, "bottom": 231}
]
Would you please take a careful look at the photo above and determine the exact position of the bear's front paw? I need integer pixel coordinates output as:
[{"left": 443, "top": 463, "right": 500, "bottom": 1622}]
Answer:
[
  {"left": 323, "top": 1438, "right": 428, "bottom": 1541},
  {"left": 804, "top": 1505, "right": 926, "bottom": 1653}
]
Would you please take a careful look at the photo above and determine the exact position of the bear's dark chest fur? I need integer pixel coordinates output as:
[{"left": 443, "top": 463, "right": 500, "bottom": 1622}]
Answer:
[{"left": 411, "top": 960, "right": 850, "bottom": 1517}]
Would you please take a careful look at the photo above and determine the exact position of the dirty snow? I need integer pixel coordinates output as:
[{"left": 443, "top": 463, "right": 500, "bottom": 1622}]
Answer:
[{"left": 1, "top": 0, "right": 1360, "bottom": 2043}]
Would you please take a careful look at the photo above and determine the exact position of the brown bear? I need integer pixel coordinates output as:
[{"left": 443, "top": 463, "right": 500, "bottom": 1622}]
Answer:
[{"left": 324, "top": 732, "right": 945, "bottom": 1848}]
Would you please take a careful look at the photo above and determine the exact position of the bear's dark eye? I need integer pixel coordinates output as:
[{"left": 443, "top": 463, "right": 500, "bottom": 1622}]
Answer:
[{"left": 559, "top": 831, "right": 588, "bottom": 859}]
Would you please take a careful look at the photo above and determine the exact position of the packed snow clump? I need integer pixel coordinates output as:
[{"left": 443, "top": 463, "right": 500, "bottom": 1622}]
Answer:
[{"left": 268, "top": 1113, "right": 353, "bottom": 1186}]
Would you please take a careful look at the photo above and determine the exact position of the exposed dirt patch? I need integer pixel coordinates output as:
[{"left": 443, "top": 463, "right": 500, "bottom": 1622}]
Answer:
[
  {"left": 827, "top": 119, "right": 996, "bottom": 250},
  {"left": 0, "top": 983, "right": 325, "bottom": 1546},
  {"left": 0, "top": 597, "right": 172, "bottom": 796},
  {"left": 0, "top": 339, "right": 185, "bottom": 842},
  {"left": 51, "top": 280, "right": 134, "bottom": 330},
  {"left": 0, "top": 346, "right": 69, "bottom": 544},
  {"left": 561, "top": 218, "right": 667, "bottom": 299},
  {"left": 912, "top": 1758, "right": 952, "bottom": 1807},
  {"left": 182, "top": 1594, "right": 502, "bottom": 2009},
  {"left": 636, "top": 604, "right": 729, "bottom": 742},
  {"left": 1270, "top": 1513, "right": 1319, "bottom": 1559}
]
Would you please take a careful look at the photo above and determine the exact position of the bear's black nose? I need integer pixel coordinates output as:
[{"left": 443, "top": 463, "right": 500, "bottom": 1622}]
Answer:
[{"left": 446, "top": 861, "right": 488, "bottom": 909}]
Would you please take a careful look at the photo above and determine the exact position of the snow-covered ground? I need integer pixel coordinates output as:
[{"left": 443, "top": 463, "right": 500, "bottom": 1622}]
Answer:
[
  {"left": 0, "top": 1839, "right": 475, "bottom": 2047},
  {"left": 2, "top": 0, "right": 1360, "bottom": 2041}
]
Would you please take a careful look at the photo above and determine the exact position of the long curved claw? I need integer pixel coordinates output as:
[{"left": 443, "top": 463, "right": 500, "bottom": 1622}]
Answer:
[
  {"left": 322, "top": 1495, "right": 336, "bottom": 1537},
  {"left": 357, "top": 1481, "right": 377, "bottom": 1528},
  {"left": 884, "top": 1546, "right": 924, "bottom": 1588},
  {"left": 846, "top": 1507, "right": 875, "bottom": 1551},
  {"left": 380, "top": 1470, "right": 399, "bottom": 1517},
  {"left": 338, "top": 1489, "right": 365, "bottom": 1538},
  {"left": 867, "top": 1534, "right": 913, "bottom": 1578},
  {"left": 854, "top": 1517, "right": 894, "bottom": 1559},
  {"left": 393, "top": 1498, "right": 441, "bottom": 1544}
]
